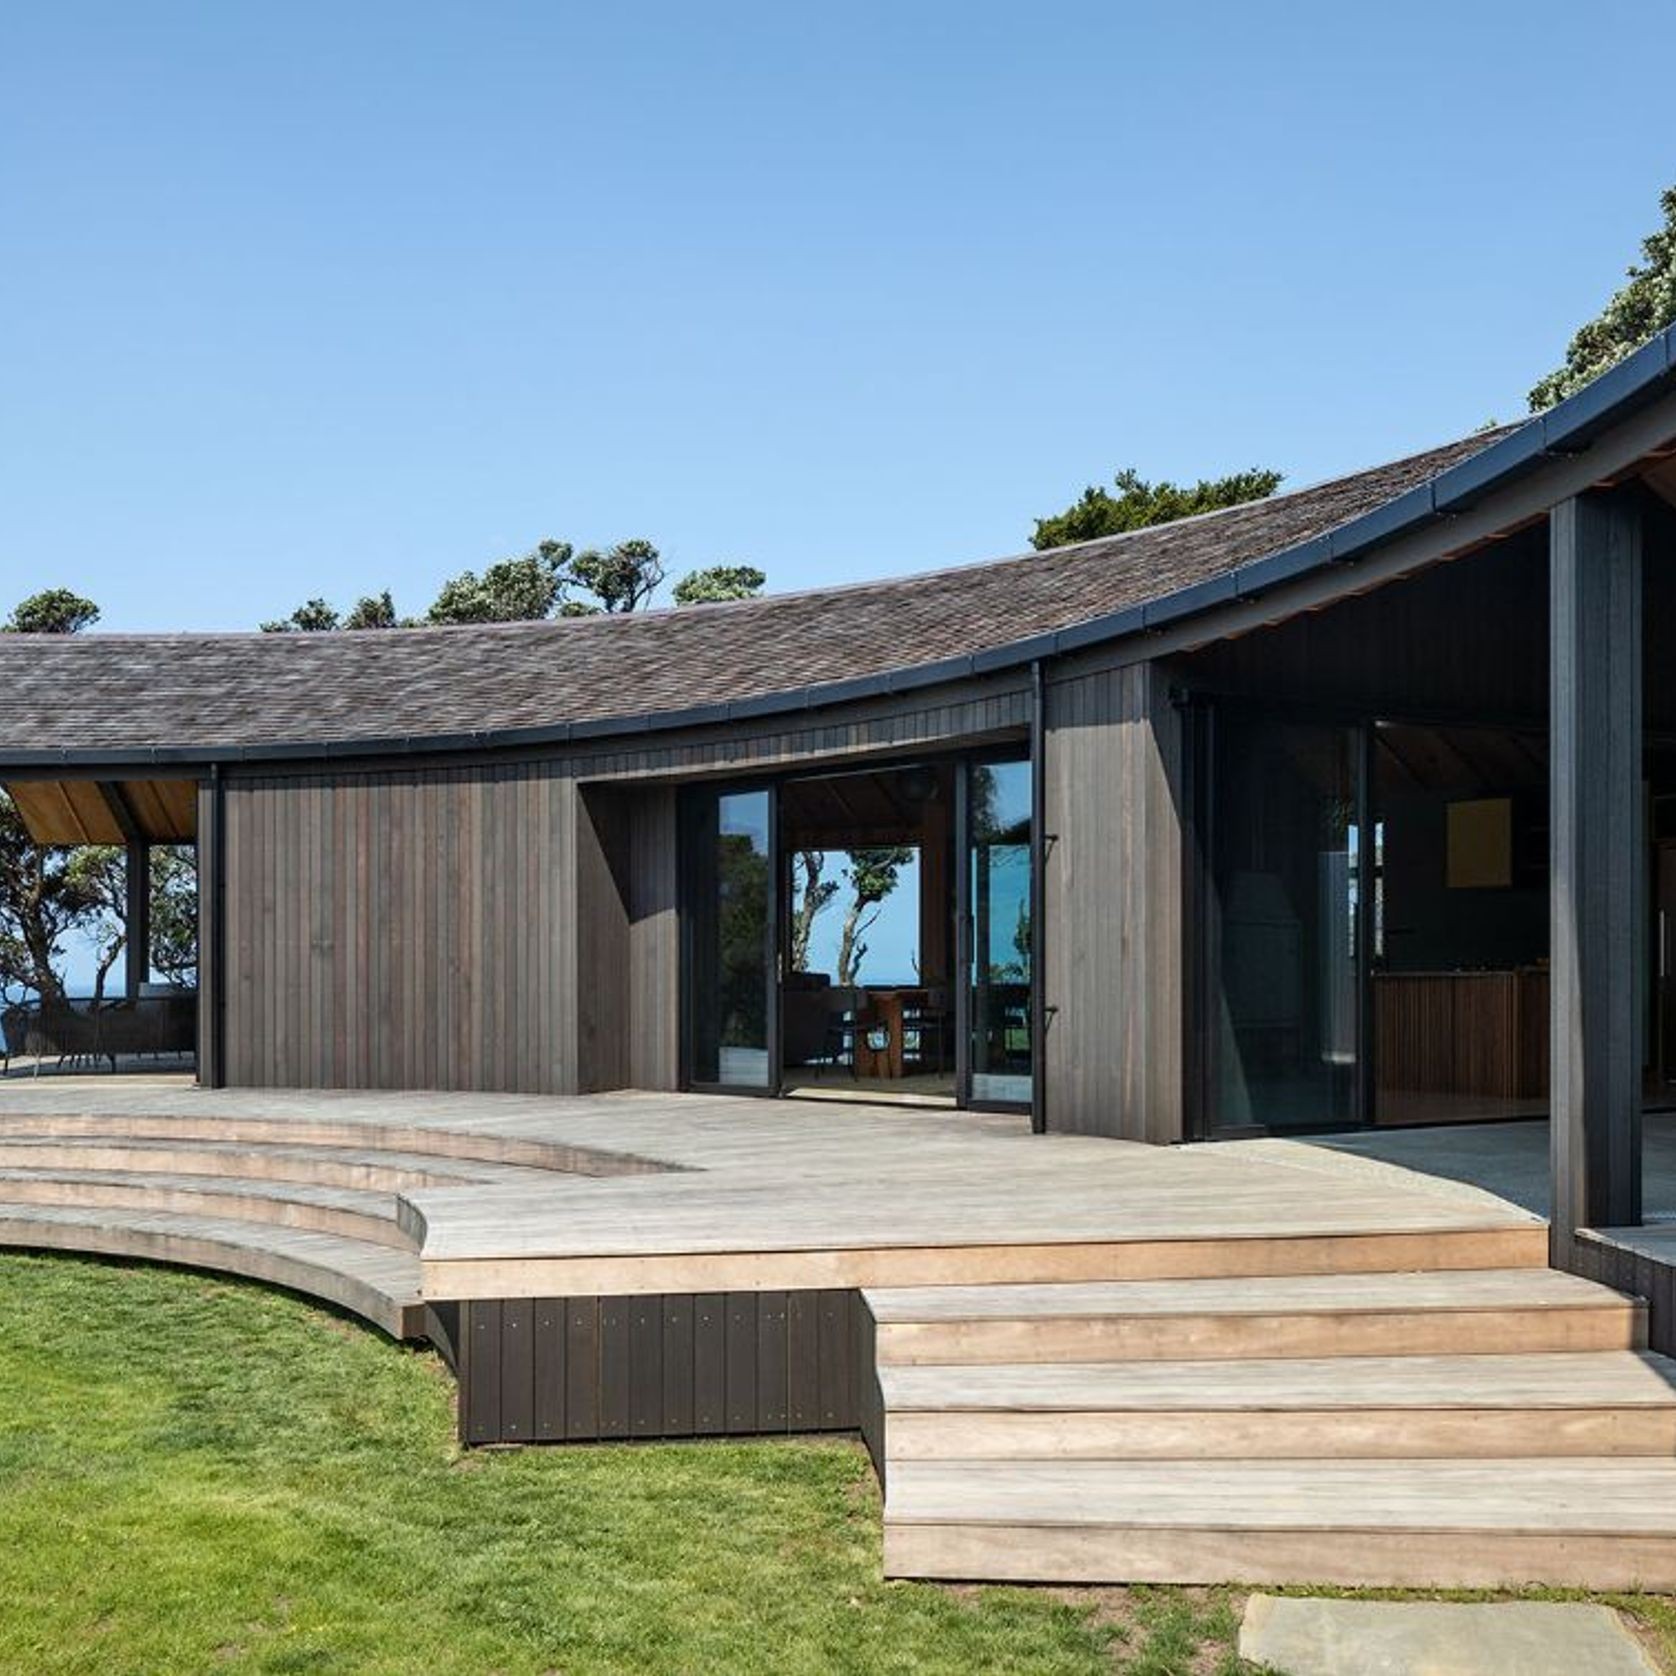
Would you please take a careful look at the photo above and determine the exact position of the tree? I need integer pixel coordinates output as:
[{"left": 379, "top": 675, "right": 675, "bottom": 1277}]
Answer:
[
  {"left": 565, "top": 539, "right": 665, "bottom": 614},
  {"left": 1530, "top": 185, "right": 1676, "bottom": 410},
  {"left": 0, "top": 799, "right": 119, "bottom": 1003},
  {"left": 834, "top": 847, "right": 912, "bottom": 986},
  {"left": 148, "top": 846, "right": 198, "bottom": 988},
  {"left": 1031, "top": 466, "right": 1283, "bottom": 550},
  {"left": 342, "top": 592, "right": 399, "bottom": 630},
  {"left": 0, "top": 590, "right": 127, "bottom": 1004},
  {"left": 261, "top": 591, "right": 400, "bottom": 633},
  {"left": 788, "top": 850, "right": 839, "bottom": 973},
  {"left": 4, "top": 588, "right": 100, "bottom": 635},
  {"left": 262, "top": 536, "right": 753, "bottom": 629},
  {"left": 429, "top": 540, "right": 571, "bottom": 624},
  {"left": 260, "top": 597, "right": 343, "bottom": 633},
  {"left": 674, "top": 565, "right": 766, "bottom": 606}
]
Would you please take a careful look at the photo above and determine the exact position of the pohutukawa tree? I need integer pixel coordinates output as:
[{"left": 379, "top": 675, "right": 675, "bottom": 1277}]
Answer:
[
  {"left": 1530, "top": 184, "right": 1676, "bottom": 410},
  {"left": 1031, "top": 467, "right": 1283, "bottom": 550},
  {"left": 262, "top": 539, "right": 761, "bottom": 629}
]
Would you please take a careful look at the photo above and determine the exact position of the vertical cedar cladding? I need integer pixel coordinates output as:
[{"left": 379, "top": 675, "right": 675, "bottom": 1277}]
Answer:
[
  {"left": 218, "top": 765, "right": 574, "bottom": 1091},
  {"left": 1042, "top": 658, "right": 1186, "bottom": 1141}
]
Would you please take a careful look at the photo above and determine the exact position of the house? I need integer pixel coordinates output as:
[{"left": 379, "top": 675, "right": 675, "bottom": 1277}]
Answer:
[{"left": 4, "top": 331, "right": 1676, "bottom": 1585}]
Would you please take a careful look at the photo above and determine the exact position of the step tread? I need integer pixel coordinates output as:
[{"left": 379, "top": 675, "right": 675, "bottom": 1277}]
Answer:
[
  {"left": 0, "top": 1199, "right": 421, "bottom": 1297},
  {"left": 0, "top": 1134, "right": 554, "bottom": 1185},
  {"left": 0, "top": 1108, "right": 661, "bottom": 1177},
  {"left": 884, "top": 1457, "right": 1676, "bottom": 1534},
  {"left": 879, "top": 1350, "right": 1676, "bottom": 1412},
  {"left": 864, "top": 1268, "right": 1631, "bottom": 1322},
  {"left": 0, "top": 1165, "right": 396, "bottom": 1217}
]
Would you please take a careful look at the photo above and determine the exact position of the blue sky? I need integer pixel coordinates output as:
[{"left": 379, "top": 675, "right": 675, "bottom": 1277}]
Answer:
[{"left": 1, "top": 3, "right": 1671, "bottom": 632}]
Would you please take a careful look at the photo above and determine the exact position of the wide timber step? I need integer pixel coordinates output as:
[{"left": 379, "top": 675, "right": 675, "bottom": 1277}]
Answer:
[
  {"left": 0, "top": 1200, "right": 423, "bottom": 1338},
  {"left": 864, "top": 1269, "right": 1645, "bottom": 1364},
  {"left": 0, "top": 1135, "right": 560, "bottom": 1194},
  {"left": 882, "top": 1458, "right": 1676, "bottom": 1589},
  {"left": 0, "top": 1107, "right": 668, "bottom": 1178},
  {"left": 864, "top": 1266, "right": 1676, "bottom": 1586},
  {"left": 0, "top": 1166, "right": 409, "bottom": 1248},
  {"left": 874, "top": 1350, "right": 1676, "bottom": 1461}
]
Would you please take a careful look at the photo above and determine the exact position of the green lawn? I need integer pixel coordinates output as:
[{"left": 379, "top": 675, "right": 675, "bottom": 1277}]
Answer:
[{"left": 0, "top": 1252, "right": 1253, "bottom": 1675}]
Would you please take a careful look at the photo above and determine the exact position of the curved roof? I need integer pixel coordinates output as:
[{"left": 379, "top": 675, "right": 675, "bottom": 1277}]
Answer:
[{"left": 3, "top": 324, "right": 1673, "bottom": 766}]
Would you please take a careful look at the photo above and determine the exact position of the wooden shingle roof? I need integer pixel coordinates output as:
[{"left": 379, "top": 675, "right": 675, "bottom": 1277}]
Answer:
[{"left": 0, "top": 427, "right": 1511, "bottom": 762}]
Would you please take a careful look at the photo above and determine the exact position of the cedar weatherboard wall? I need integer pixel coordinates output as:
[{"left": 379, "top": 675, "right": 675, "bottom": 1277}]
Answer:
[
  {"left": 626, "top": 785, "right": 681, "bottom": 1091},
  {"left": 1042, "top": 658, "right": 1186, "bottom": 1142},
  {"left": 220, "top": 766, "right": 577, "bottom": 1091},
  {"left": 215, "top": 678, "right": 1030, "bottom": 1095}
]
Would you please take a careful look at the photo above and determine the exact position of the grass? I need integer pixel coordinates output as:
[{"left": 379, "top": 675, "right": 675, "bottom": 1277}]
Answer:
[{"left": 0, "top": 1251, "right": 1256, "bottom": 1675}]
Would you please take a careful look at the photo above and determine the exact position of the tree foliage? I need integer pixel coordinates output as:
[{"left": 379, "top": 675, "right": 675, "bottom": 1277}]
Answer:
[
  {"left": 834, "top": 847, "right": 913, "bottom": 987},
  {"left": 1530, "top": 185, "right": 1676, "bottom": 411},
  {"left": 0, "top": 799, "right": 118, "bottom": 1002},
  {"left": 4, "top": 588, "right": 100, "bottom": 635},
  {"left": 673, "top": 565, "right": 767, "bottom": 606},
  {"left": 148, "top": 846, "right": 198, "bottom": 988},
  {"left": 565, "top": 539, "right": 665, "bottom": 615},
  {"left": 1031, "top": 466, "right": 1283, "bottom": 551},
  {"left": 342, "top": 591, "right": 399, "bottom": 630},
  {"left": 260, "top": 598, "right": 344, "bottom": 633},
  {"left": 0, "top": 591, "right": 199, "bottom": 1004},
  {"left": 427, "top": 541, "right": 572, "bottom": 625},
  {"left": 262, "top": 537, "right": 760, "bottom": 629},
  {"left": 788, "top": 850, "right": 839, "bottom": 973}
]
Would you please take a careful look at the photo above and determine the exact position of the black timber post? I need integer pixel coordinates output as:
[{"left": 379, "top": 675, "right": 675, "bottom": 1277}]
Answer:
[
  {"left": 1030, "top": 658, "right": 1047, "bottom": 1134},
  {"left": 124, "top": 840, "right": 150, "bottom": 999},
  {"left": 198, "top": 765, "right": 227, "bottom": 1089},
  {"left": 97, "top": 782, "right": 150, "bottom": 1001},
  {"left": 1550, "top": 490, "right": 1643, "bottom": 1259}
]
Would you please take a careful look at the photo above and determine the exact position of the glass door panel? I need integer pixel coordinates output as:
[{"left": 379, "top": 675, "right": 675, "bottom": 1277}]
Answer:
[
  {"left": 1209, "top": 715, "right": 1362, "bottom": 1130},
  {"left": 966, "top": 758, "right": 1033, "bottom": 1106},
  {"left": 685, "top": 786, "right": 776, "bottom": 1090}
]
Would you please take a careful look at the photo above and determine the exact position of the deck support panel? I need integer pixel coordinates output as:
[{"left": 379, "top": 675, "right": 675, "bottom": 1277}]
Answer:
[{"left": 455, "top": 1289, "right": 864, "bottom": 1445}]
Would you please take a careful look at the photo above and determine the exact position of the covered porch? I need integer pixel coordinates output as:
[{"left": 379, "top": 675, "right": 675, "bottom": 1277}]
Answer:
[
  {"left": 1168, "top": 443, "right": 1676, "bottom": 1283},
  {"left": 0, "top": 774, "right": 199, "bottom": 1077}
]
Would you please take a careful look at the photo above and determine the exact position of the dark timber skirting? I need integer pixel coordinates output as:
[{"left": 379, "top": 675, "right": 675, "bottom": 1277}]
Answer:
[
  {"left": 454, "top": 1290, "right": 864, "bottom": 1445},
  {"left": 1567, "top": 1233, "right": 1676, "bottom": 1358}
]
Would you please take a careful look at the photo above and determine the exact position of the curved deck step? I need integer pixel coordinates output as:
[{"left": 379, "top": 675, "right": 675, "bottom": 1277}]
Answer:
[
  {"left": 863, "top": 1269, "right": 1646, "bottom": 1364},
  {"left": 0, "top": 1135, "right": 560, "bottom": 1194},
  {"left": 0, "top": 1108, "right": 669, "bottom": 1178},
  {"left": 883, "top": 1457, "right": 1676, "bottom": 1589},
  {"left": 876, "top": 1349, "right": 1676, "bottom": 1461},
  {"left": 0, "top": 1201, "right": 423, "bottom": 1338},
  {"left": 0, "top": 1166, "right": 410, "bottom": 1249}
]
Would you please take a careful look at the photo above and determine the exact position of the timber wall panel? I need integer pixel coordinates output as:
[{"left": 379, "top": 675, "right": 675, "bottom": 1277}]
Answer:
[
  {"left": 221, "top": 764, "right": 579, "bottom": 1092},
  {"left": 627, "top": 785, "right": 680, "bottom": 1091},
  {"left": 1043, "top": 660, "right": 1185, "bottom": 1142},
  {"left": 458, "top": 1289, "right": 864, "bottom": 1445}
]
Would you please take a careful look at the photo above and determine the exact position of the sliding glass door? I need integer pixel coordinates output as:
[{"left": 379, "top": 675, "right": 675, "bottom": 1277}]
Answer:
[
  {"left": 683, "top": 785, "right": 778, "bottom": 1091},
  {"left": 962, "top": 757, "right": 1035, "bottom": 1108},
  {"left": 1206, "top": 714, "right": 1363, "bottom": 1131},
  {"left": 680, "top": 754, "right": 1041, "bottom": 1113}
]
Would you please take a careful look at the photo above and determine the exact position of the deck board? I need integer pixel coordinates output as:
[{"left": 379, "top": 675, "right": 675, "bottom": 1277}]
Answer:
[{"left": 0, "top": 1084, "right": 1542, "bottom": 1300}]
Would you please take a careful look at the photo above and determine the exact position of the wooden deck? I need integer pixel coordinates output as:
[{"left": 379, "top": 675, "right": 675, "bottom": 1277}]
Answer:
[
  {"left": 5, "top": 1083, "right": 1676, "bottom": 1588},
  {"left": 0, "top": 1085, "right": 1547, "bottom": 1303}
]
